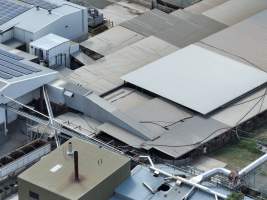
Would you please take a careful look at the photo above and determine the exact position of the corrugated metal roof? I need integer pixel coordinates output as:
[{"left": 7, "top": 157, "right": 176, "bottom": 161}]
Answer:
[
  {"left": 122, "top": 45, "right": 267, "bottom": 115},
  {"left": 99, "top": 2, "right": 148, "bottom": 26},
  {"left": 203, "top": 0, "right": 267, "bottom": 25},
  {"left": 30, "top": 33, "right": 69, "bottom": 50},
  {"left": 68, "top": 36, "right": 178, "bottom": 95},
  {"left": 104, "top": 87, "right": 152, "bottom": 112},
  {"left": 69, "top": 0, "right": 112, "bottom": 9},
  {"left": 211, "top": 88, "right": 267, "bottom": 127},
  {"left": 97, "top": 93, "right": 230, "bottom": 158},
  {"left": 80, "top": 26, "right": 145, "bottom": 56},
  {"left": 202, "top": 9, "right": 267, "bottom": 73},
  {"left": 146, "top": 116, "right": 229, "bottom": 158},
  {"left": 184, "top": 0, "right": 229, "bottom": 14},
  {"left": 121, "top": 9, "right": 226, "bottom": 48}
]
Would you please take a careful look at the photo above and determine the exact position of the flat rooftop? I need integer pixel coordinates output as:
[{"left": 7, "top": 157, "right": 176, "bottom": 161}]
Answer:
[
  {"left": 203, "top": 0, "right": 267, "bottom": 25},
  {"left": 121, "top": 9, "right": 226, "bottom": 48},
  {"left": 30, "top": 33, "right": 69, "bottom": 50},
  {"left": 19, "top": 138, "right": 130, "bottom": 199},
  {"left": 122, "top": 45, "right": 267, "bottom": 115}
]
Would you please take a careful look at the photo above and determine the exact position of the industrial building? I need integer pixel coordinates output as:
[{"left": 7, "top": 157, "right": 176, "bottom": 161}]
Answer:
[
  {"left": 0, "top": 0, "right": 266, "bottom": 199},
  {"left": 18, "top": 138, "right": 130, "bottom": 200},
  {"left": 29, "top": 34, "right": 79, "bottom": 68},
  {"left": 18, "top": 139, "right": 267, "bottom": 200},
  {"left": 0, "top": 0, "right": 88, "bottom": 46}
]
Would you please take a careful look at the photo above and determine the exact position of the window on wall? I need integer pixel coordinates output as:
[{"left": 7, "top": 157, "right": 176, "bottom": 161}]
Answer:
[{"left": 29, "top": 191, "right": 39, "bottom": 200}]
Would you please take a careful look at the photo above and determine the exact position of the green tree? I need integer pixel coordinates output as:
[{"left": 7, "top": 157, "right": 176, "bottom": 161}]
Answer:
[{"left": 227, "top": 192, "right": 244, "bottom": 200}]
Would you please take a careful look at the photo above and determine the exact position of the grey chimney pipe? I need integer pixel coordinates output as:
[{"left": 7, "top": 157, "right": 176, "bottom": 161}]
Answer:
[
  {"left": 74, "top": 151, "right": 79, "bottom": 181},
  {"left": 36, "top": 6, "right": 40, "bottom": 10},
  {"left": 48, "top": 9, "right": 52, "bottom": 14},
  {"left": 67, "top": 142, "right": 73, "bottom": 155}
]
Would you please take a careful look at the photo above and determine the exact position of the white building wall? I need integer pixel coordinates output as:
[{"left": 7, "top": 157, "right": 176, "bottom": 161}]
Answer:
[
  {"left": 33, "top": 9, "right": 88, "bottom": 42},
  {"left": 0, "top": 29, "right": 14, "bottom": 43},
  {"left": 12, "top": 7, "right": 88, "bottom": 46},
  {"left": 48, "top": 43, "right": 71, "bottom": 67},
  {"left": 30, "top": 42, "right": 72, "bottom": 67},
  {"left": 14, "top": 27, "right": 33, "bottom": 47}
]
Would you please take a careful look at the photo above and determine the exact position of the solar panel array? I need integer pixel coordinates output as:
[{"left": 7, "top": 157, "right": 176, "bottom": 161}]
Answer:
[
  {"left": 0, "top": 49, "right": 23, "bottom": 61},
  {"left": 0, "top": 49, "right": 41, "bottom": 80},
  {"left": 20, "top": 0, "right": 58, "bottom": 10},
  {"left": 0, "top": 0, "right": 30, "bottom": 26}
]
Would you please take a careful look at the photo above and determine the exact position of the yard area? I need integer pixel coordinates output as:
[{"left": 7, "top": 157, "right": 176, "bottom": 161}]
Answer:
[
  {"left": 209, "top": 121, "right": 267, "bottom": 170},
  {"left": 209, "top": 138, "right": 263, "bottom": 170}
]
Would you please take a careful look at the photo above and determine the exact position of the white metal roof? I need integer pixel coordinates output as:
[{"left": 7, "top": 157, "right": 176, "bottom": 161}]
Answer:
[
  {"left": 203, "top": 0, "right": 267, "bottom": 26},
  {"left": 0, "top": 3, "right": 81, "bottom": 33},
  {"left": 121, "top": 45, "right": 267, "bottom": 115},
  {"left": 30, "top": 33, "right": 69, "bottom": 50}
]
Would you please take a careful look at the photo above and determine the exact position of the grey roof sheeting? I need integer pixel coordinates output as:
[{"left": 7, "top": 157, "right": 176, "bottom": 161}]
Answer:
[
  {"left": 120, "top": 9, "right": 226, "bottom": 48},
  {"left": 98, "top": 95, "right": 230, "bottom": 158},
  {"left": 104, "top": 87, "right": 152, "bottom": 112},
  {"left": 184, "top": 0, "right": 229, "bottom": 14},
  {"left": 68, "top": 36, "right": 178, "bottom": 95},
  {"left": 69, "top": 0, "right": 112, "bottom": 9},
  {"left": 203, "top": 0, "right": 267, "bottom": 26},
  {"left": 123, "top": 98, "right": 192, "bottom": 137},
  {"left": 80, "top": 26, "right": 145, "bottom": 56},
  {"left": 122, "top": 45, "right": 267, "bottom": 115},
  {"left": 201, "top": 9, "right": 267, "bottom": 73},
  {"left": 211, "top": 88, "right": 267, "bottom": 127},
  {"left": 147, "top": 116, "right": 229, "bottom": 158}
]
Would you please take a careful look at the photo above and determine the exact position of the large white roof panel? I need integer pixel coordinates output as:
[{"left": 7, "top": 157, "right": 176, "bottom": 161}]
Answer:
[{"left": 121, "top": 45, "right": 267, "bottom": 115}]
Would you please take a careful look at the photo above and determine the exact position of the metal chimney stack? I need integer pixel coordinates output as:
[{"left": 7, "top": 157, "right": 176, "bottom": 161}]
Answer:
[
  {"left": 67, "top": 142, "right": 73, "bottom": 156},
  {"left": 74, "top": 151, "right": 79, "bottom": 182}
]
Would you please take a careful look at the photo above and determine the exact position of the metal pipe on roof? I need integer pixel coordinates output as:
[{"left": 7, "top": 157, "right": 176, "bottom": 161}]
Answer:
[
  {"left": 140, "top": 156, "right": 228, "bottom": 199},
  {"left": 190, "top": 153, "right": 267, "bottom": 184},
  {"left": 148, "top": 165, "right": 228, "bottom": 199},
  {"left": 239, "top": 153, "right": 267, "bottom": 177},
  {"left": 67, "top": 142, "right": 74, "bottom": 156},
  {"left": 190, "top": 168, "right": 231, "bottom": 183},
  {"left": 74, "top": 151, "right": 79, "bottom": 182},
  {"left": 43, "top": 86, "right": 60, "bottom": 147}
]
